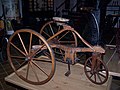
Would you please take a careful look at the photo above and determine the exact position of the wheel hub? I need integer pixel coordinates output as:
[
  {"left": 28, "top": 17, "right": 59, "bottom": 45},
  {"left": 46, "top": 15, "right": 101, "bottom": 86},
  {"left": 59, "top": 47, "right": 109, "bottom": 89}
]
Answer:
[{"left": 25, "top": 56, "right": 31, "bottom": 61}]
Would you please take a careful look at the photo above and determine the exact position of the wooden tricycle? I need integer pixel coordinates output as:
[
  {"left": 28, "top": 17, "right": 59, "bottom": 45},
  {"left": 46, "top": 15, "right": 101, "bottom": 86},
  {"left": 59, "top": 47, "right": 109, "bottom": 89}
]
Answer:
[{"left": 7, "top": 17, "right": 108, "bottom": 85}]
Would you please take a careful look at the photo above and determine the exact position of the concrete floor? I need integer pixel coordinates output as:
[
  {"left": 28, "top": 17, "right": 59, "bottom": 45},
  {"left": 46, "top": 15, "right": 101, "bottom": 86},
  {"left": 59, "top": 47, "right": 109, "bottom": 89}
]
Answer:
[
  {"left": 0, "top": 53, "right": 16, "bottom": 90},
  {"left": 104, "top": 46, "right": 120, "bottom": 73},
  {"left": 5, "top": 61, "right": 108, "bottom": 90},
  {"left": 104, "top": 45, "right": 120, "bottom": 90}
]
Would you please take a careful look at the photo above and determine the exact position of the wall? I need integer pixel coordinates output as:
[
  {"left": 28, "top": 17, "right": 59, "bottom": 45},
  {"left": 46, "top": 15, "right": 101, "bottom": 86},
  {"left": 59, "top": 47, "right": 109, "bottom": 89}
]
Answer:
[
  {"left": 0, "top": 0, "right": 3, "bottom": 17},
  {"left": 0, "top": 0, "right": 22, "bottom": 19},
  {"left": 107, "top": 0, "right": 120, "bottom": 15},
  {"left": 106, "top": 0, "right": 120, "bottom": 28}
]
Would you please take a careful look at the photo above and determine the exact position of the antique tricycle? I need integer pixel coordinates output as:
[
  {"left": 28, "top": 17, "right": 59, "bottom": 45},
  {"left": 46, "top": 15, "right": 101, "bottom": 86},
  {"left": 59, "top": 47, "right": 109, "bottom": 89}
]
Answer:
[{"left": 7, "top": 17, "right": 109, "bottom": 85}]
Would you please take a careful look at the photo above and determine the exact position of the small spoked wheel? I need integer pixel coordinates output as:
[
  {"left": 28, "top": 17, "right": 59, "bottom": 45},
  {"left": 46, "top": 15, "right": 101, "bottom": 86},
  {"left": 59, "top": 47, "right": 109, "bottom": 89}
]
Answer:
[
  {"left": 84, "top": 56, "right": 108, "bottom": 85},
  {"left": 7, "top": 29, "right": 55, "bottom": 85},
  {"left": 40, "top": 21, "right": 77, "bottom": 62}
]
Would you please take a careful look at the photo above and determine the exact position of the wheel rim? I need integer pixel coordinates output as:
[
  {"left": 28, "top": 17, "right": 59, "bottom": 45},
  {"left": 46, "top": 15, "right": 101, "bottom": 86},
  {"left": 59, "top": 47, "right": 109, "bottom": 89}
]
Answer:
[
  {"left": 40, "top": 21, "right": 77, "bottom": 62},
  {"left": 7, "top": 29, "right": 55, "bottom": 85},
  {"left": 84, "top": 57, "right": 108, "bottom": 85}
]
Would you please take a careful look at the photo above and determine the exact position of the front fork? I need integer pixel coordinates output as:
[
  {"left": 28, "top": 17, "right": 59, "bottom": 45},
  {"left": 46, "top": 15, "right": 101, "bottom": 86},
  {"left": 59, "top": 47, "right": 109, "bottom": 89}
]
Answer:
[{"left": 91, "top": 52, "right": 101, "bottom": 73}]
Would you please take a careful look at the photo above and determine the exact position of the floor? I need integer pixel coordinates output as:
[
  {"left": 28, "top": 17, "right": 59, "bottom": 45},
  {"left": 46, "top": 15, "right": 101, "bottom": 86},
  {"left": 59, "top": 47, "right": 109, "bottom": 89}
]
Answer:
[
  {"left": 0, "top": 52, "right": 26, "bottom": 90},
  {"left": 5, "top": 61, "right": 108, "bottom": 90},
  {"left": 0, "top": 45, "right": 120, "bottom": 90},
  {"left": 0, "top": 54, "right": 16, "bottom": 90},
  {"left": 104, "top": 45, "right": 120, "bottom": 73}
]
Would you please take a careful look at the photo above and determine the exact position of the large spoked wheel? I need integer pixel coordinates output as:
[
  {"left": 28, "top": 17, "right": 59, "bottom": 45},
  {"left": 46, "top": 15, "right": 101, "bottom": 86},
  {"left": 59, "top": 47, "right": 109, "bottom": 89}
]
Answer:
[
  {"left": 40, "top": 21, "right": 77, "bottom": 62},
  {"left": 7, "top": 29, "right": 55, "bottom": 85},
  {"left": 84, "top": 57, "right": 108, "bottom": 85}
]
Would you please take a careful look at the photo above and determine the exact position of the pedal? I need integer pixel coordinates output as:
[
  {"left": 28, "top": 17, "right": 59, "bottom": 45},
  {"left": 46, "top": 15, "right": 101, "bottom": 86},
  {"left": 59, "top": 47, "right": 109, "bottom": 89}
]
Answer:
[
  {"left": 64, "top": 59, "right": 71, "bottom": 77},
  {"left": 65, "top": 70, "right": 71, "bottom": 77}
]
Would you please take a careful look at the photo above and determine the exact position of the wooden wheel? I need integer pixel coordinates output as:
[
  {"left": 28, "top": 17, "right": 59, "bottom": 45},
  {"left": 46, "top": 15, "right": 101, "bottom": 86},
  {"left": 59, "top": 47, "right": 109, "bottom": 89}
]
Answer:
[
  {"left": 84, "top": 56, "right": 108, "bottom": 85},
  {"left": 40, "top": 21, "right": 77, "bottom": 62},
  {"left": 7, "top": 29, "right": 55, "bottom": 85}
]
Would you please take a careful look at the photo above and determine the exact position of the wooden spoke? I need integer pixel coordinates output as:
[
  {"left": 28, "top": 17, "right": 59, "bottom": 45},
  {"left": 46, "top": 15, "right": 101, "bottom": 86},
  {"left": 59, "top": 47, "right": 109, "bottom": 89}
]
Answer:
[
  {"left": 18, "top": 60, "right": 28, "bottom": 69},
  {"left": 42, "top": 31, "right": 51, "bottom": 38},
  {"left": 11, "top": 55, "right": 25, "bottom": 59},
  {"left": 31, "top": 44, "right": 45, "bottom": 57},
  {"left": 26, "top": 62, "right": 30, "bottom": 79},
  {"left": 49, "top": 23, "right": 54, "bottom": 35},
  {"left": 97, "top": 72, "right": 106, "bottom": 78},
  {"left": 31, "top": 60, "right": 49, "bottom": 77},
  {"left": 59, "top": 49, "right": 64, "bottom": 59},
  {"left": 89, "top": 73, "right": 94, "bottom": 79},
  {"left": 88, "top": 59, "right": 92, "bottom": 65},
  {"left": 32, "top": 57, "right": 52, "bottom": 63},
  {"left": 98, "top": 68, "right": 106, "bottom": 72},
  {"left": 10, "top": 42, "right": 26, "bottom": 56},
  {"left": 29, "top": 33, "right": 32, "bottom": 54},
  {"left": 18, "top": 33, "right": 28, "bottom": 55},
  {"left": 59, "top": 41, "right": 75, "bottom": 44},
  {"left": 30, "top": 62, "right": 40, "bottom": 82},
  {"left": 96, "top": 73, "right": 103, "bottom": 83},
  {"left": 58, "top": 31, "right": 69, "bottom": 41},
  {"left": 94, "top": 74, "right": 97, "bottom": 82},
  {"left": 43, "top": 51, "right": 51, "bottom": 59}
]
